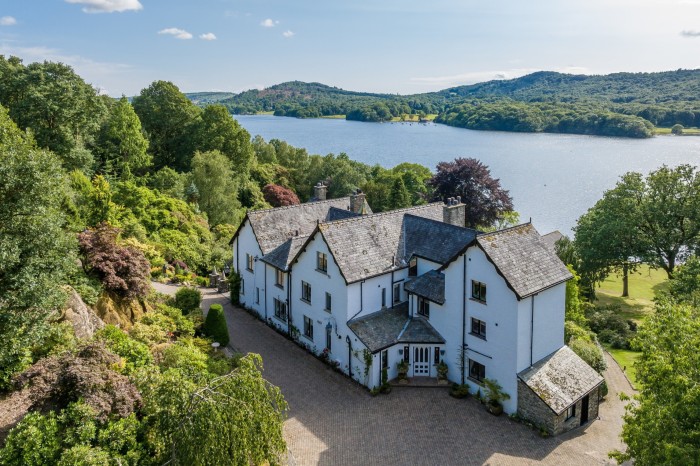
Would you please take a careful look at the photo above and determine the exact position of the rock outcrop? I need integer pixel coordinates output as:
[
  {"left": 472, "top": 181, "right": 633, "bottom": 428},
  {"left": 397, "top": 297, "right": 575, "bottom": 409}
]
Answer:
[
  {"left": 60, "top": 286, "right": 105, "bottom": 339},
  {"left": 94, "top": 292, "right": 151, "bottom": 330}
]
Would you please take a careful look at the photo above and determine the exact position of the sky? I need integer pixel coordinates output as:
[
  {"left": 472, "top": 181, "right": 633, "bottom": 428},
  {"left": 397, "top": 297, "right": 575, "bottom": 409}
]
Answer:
[{"left": 1, "top": 0, "right": 699, "bottom": 97}]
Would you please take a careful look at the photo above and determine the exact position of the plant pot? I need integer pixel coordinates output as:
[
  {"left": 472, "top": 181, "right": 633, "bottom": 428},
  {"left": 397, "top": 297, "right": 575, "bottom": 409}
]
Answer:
[{"left": 487, "top": 402, "right": 503, "bottom": 416}]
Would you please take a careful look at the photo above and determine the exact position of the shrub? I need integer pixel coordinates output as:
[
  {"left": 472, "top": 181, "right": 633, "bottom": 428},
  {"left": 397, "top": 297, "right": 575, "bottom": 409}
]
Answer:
[
  {"left": 95, "top": 325, "right": 153, "bottom": 373},
  {"left": 229, "top": 271, "right": 241, "bottom": 305},
  {"left": 174, "top": 287, "right": 202, "bottom": 315},
  {"left": 569, "top": 338, "right": 607, "bottom": 373},
  {"left": 194, "top": 276, "right": 209, "bottom": 287},
  {"left": 564, "top": 320, "right": 593, "bottom": 344},
  {"left": 585, "top": 304, "right": 635, "bottom": 349},
  {"left": 203, "top": 304, "right": 229, "bottom": 346}
]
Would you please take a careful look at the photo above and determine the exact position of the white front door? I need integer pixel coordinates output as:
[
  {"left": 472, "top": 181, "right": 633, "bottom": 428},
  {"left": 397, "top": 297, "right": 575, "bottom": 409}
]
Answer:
[{"left": 412, "top": 346, "right": 431, "bottom": 376}]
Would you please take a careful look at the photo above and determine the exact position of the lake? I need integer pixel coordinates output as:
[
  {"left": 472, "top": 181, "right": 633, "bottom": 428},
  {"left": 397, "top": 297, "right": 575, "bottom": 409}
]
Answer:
[{"left": 236, "top": 115, "right": 700, "bottom": 237}]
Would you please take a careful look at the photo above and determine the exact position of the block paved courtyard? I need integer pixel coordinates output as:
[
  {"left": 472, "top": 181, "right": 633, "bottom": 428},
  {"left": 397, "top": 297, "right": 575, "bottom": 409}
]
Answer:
[{"left": 155, "top": 284, "right": 633, "bottom": 466}]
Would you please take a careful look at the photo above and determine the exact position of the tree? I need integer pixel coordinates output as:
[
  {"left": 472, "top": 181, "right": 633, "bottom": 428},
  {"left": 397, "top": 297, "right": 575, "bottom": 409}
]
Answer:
[
  {"left": 263, "top": 183, "right": 301, "bottom": 207},
  {"left": 78, "top": 223, "right": 151, "bottom": 300},
  {"left": 0, "top": 105, "right": 77, "bottom": 388},
  {"left": 190, "top": 150, "right": 242, "bottom": 226},
  {"left": 192, "top": 104, "right": 254, "bottom": 173},
  {"left": 391, "top": 162, "right": 432, "bottom": 205},
  {"left": 132, "top": 80, "right": 201, "bottom": 171},
  {"left": 429, "top": 157, "right": 514, "bottom": 228},
  {"left": 95, "top": 97, "right": 150, "bottom": 178},
  {"left": 611, "top": 300, "right": 700, "bottom": 465},
  {"left": 574, "top": 173, "right": 645, "bottom": 296},
  {"left": 388, "top": 176, "right": 411, "bottom": 210},
  {"left": 671, "top": 123, "right": 684, "bottom": 135},
  {"left": 203, "top": 303, "right": 229, "bottom": 346}
]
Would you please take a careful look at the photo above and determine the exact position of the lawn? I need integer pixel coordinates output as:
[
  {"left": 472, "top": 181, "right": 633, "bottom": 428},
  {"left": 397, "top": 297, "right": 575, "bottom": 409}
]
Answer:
[
  {"left": 605, "top": 346, "right": 640, "bottom": 389},
  {"left": 390, "top": 114, "right": 438, "bottom": 122},
  {"left": 655, "top": 127, "right": 700, "bottom": 136},
  {"left": 595, "top": 265, "right": 669, "bottom": 322}
]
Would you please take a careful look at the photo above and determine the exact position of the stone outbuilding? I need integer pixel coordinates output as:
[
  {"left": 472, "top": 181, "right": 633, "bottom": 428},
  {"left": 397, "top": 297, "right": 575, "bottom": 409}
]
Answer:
[{"left": 517, "top": 345, "right": 604, "bottom": 435}]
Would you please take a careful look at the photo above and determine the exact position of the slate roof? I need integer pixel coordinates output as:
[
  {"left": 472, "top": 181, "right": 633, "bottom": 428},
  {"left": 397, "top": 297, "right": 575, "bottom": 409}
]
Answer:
[
  {"left": 347, "top": 303, "right": 445, "bottom": 353},
  {"left": 316, "top": 204, "right": 478, "bottom": 284},
  {"left": 476, "top": 224, "right": 572, "bottom": 299},
  {"left": 404, "top": 215, "right": 479, "bottom": 264},
  {"left": 541, "top": 230, "right": 564, "bottom": 252},
  {"left": 260, "top": 236, "right": 309, "bottom": 271},
  {"left": 404, "top": 270, "right": 446, "bottom": 304},
  {"left": 518, "top": 346, "right": 604, "bottom": 415},
  {"left": 241, "top": 198, "right": 370, "bottom": 255}
]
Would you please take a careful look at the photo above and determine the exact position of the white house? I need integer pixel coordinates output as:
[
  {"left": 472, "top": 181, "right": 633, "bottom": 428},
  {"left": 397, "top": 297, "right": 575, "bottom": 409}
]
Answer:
[{"left": 230, "top": 191, "right": 603, "bottom": 435}]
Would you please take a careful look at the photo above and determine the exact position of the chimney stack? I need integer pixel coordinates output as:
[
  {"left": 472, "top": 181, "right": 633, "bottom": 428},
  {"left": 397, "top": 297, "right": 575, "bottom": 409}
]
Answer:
[
  {"left": 313, "top": 182, "right": 327, "bottom": 201},
  {"left": 443, "top": 196, "right": 466, "bottom": 227},
  {"left": 350, "top": 189, "right": 367, "bottom": 214}
]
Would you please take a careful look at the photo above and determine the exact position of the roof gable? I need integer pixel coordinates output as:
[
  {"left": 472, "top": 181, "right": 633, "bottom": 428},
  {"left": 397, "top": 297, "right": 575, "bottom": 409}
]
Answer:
[
  {"left": 404, "top": 270, "right": 445, "bottom": 304},
  {"left": 404, "top": 214, "right": 478, "bottom": 264},
  {"left": 477, "top": 224, "right": 572, "bottom": 299}
]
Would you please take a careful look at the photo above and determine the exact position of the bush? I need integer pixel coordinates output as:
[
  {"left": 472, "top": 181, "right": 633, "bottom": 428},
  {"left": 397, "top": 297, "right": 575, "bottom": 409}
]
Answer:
[
  {"left": 569, "top": 338, "right": 607, "bottom": 373},
  {"left": 203, "top": 304, "right": 229, "bottom": 346},
  {"left": 95, "top": 325, "right": 153, "bottom": 373},
  {"left": 585, "top": 304, "right": 635, "bottom": 349},
  {"left": 174, "top": 287, "right": 201, "bottom": 315},
  {"left": 229, "top": 271, "right": 241, "bottom": 305}
]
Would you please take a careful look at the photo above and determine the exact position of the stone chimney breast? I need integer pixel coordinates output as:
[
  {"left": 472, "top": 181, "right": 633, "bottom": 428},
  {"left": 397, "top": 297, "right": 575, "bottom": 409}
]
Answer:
[
  {"left": 313, "top": 182, "right": 327, "bottom": 201},
  {"left": 443, "top": 197, "right": 466, "bottom": 227},
  {"left": 350, "top": 189, "right": 366, "bottom": 214}
]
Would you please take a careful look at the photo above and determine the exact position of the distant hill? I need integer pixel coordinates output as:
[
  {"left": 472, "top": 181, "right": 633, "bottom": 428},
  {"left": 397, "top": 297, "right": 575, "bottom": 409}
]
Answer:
[
  {"left": 185, "top": 92, "right": 235, "bottom": 104},
  {"left": 187, "top": 70, "right": 700, "bottom": 138}
]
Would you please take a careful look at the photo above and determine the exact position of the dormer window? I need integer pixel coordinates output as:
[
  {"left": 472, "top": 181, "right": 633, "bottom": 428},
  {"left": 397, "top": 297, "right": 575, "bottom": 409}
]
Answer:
[
  {"left": 317, "top": 252, "right": 328, "bottom": 273},
  {"left": 408, "top": 257, "right": 417, "bottom": 277}
]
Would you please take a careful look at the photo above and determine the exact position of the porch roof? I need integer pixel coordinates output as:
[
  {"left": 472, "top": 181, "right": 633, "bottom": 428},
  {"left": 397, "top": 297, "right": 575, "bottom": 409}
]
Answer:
[{"left": 348, "top": 303, "right": 445, "bottom": 353}]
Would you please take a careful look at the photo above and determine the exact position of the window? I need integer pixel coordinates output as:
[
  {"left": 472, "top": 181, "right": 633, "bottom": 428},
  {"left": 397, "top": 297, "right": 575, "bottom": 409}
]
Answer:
[
  {"left": 381, "top": 288, "right": 386, "bottom": 308},
  {"left": 471, "top": 318, "right": 486, "bottom": 339},
  {"left": 418, "top": 297, "right": 430, "bottom": 318},
  {"left": 275, "top": 269, "right": 284, "bottom": 288},
  {"left": 393, "top": 283, "right": 401, "bottom": 303},
  {"left": 303, "top": 315, "right": 314, "bottom": 340},
  {"left": 256, "top": 287, "right": 260, "bottom": 304},
  {"left": 325, "top": 292, "right": 332, "bottom": 312},
  {"left": 246, "top": 254, "right": 254, "bottom": 272},
  {"left": 408, "top": 257, "right": 417, "bottom": 277},
  {"left": 273, "top": 298, "right": 287, "bottom": 321},
  {"left": 471, "top": 280, "right": 487, "bottom": 302},
  {"left": 434, "top": 347, "right": 440, "bottom": 364},
  {"left": 326, "top": 324, "right": 332, "bottom": 351},
  {"left": 469, "top": 359, "right": 486, "bottom": 382},
  {"left": 317, "top": 252, "right": 328, "bottom": 273},
  {"left": 566, "top": 404, "right": 576, "bottom": 420},
  {"left": 240, "top": 278, "right": 245, "bottom": 295},
  {"left": 301, "top": 281, "right": 311, "bottom": 303},
  {"left": 403, "top": 346, "right": 410, "bottom": 363}
]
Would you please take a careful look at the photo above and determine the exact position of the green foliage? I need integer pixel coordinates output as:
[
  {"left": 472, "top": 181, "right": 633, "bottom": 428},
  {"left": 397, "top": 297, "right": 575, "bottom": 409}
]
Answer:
[
  {"left": 0, "top": 106, "right": 77, "bottom": 389},
  {"left": 388, "top": 176, "right": 411, "bottom": 209},
  {"left": 229, "top": 270, "right": 242, "bottom": 305},
  {"left": 95, "top": 96, "right": 150, "bottom": 178},
  {"left": 0, "top": 410, "right": 62, "bottom": 465},
  {"left": 667, "top": 255, "right": 700, "bottom": 305},
  {"left": 482, "top": 378, "right": 511, "bottom": 406},
  {"left": 192, "top": 104, "right": 254, "bottom": 173},
  {"left": 191, "top": 149, "right": 243, "bottom": 227},
  {"left": 174, "top": 287, "right": 202, "bottom": 315},
  {"left": 585, "top": 304, "right": 637, "bottom": 349},
  {"left": 569, "top": 338, "right": 607, "bottom": 373},
  {"left": 96, "top": 324, "right": 153, "bottom": 373},
  {"left": 564, "top": 265, "right": 587, "bottom": 327},
  {"left": 671, "top": 123, "right": 684, "bottom": 135},
  {"left": 611, "top": 300, "right": 700, "bottom": 465},
  {"left": 203, "top": 303, "right": 229, "bottom": 346}
]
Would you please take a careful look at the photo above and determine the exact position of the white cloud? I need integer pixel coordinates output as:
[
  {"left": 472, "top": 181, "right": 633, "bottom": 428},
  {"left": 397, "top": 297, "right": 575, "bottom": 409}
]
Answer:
[
  {"left": 199, "top": 32, "right": 216, "bottom": 41},
  {"left": 65, "top": 0, "right": 143, "bottom": 14},
  {"left": 282, "top": 30, "right": 295, "bottom": 38},
  {"left": 0, "top": 16, "right": 17, "bottom": 26},
  {"left": 681, "top": 30, "right": 700, "bottom": 37},
  {"left": 158, "top": 28, "right": 193, "bottom": 40},
  {"left": 260, "top": 18, "right": 279, "bottom": 27}
]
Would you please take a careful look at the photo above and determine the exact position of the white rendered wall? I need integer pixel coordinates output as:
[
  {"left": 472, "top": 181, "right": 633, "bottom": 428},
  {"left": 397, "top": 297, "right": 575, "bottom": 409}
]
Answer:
[
  {"left": 516, "top": 284, "right": 566, "bottom": 372},
  {"left": 233, "top": 222, "right": 264, "bottom": 315},
  {"left": 265, "top": 264, "right": 289, "bottom": 333}
]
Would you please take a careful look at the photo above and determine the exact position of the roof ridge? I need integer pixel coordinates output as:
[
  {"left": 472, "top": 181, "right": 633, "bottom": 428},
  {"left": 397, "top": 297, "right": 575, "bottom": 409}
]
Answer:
[
  {"left": 476, "top": 221, "right": 534, "bottom": 238},
  {"left": 320, "top": 202, "right": 442, "bottom": 227},
  {"left": 248, "top": 197, "right": 351, "bottom": 214},
  {"left": 404, "top": 213, "right": 479, "bottom": 233}
]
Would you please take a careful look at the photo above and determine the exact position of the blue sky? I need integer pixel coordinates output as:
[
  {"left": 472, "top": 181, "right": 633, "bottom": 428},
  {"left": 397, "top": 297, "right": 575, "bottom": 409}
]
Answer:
[{"left": 1, "top": 0, "right": 699, "bottom": 96}]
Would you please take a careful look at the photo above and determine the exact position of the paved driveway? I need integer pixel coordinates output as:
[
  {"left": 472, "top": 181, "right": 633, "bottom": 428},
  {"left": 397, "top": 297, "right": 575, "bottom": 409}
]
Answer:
[{"left": 156, "top": 284, "right": 631, "bottom": 466}]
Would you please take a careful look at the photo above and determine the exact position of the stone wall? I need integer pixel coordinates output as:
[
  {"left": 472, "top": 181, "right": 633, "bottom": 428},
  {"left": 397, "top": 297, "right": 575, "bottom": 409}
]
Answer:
[{"left": 517, "top": 380, "right": 602, "bottom": 436}]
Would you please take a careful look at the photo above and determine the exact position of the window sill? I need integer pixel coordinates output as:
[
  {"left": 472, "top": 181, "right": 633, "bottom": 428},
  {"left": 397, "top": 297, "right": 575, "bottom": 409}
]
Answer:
[
  {"left": 300, "top": 298, "right": 311, "bottom": 305},
  {"left": 246, "top": 268, "right": 254, "bottom": 273},
  {"left": 272, "top": 315, "right": 288, "bottom": 324},
  {"left": 469, "top": 298, "right": 487, "bottom": 305},
  {"left": 315, "top": 269, "right": 329, "bottom": 276},
  {"left": 274, "top": 284, "right": 284, "bottom": 289},
  {"left": 324, "top": 308, "right": 332, "bottom": 314},
  {"left": 302, "top": 334, "right": 314, "bottom": 342},
  {"left": 468, "top": 376, "right": 485, "bottom": 386},
  {"left": 469, "top": 332, "right": 486, "bottom": 341}
]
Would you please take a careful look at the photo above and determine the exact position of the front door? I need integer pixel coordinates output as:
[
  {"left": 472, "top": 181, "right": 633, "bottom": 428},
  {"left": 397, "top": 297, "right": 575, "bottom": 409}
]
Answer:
[
  {"left": 580, "top": 395, "right": 589, "bottom": 425},
  {"left": 412, "top": 346, "right": 431, "bottom": 376}
]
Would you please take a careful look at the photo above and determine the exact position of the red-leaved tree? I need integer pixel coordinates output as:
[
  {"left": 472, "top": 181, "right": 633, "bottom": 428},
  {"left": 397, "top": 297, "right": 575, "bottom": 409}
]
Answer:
[
  {"left": 263, "top": 183, "right": 300, "bottom": 207},
  {"left": 78, "top": 223, "right": 150, "bottom": 300},
  {"left": 429, "top": 157, "right": 514, "bottom": 228}
]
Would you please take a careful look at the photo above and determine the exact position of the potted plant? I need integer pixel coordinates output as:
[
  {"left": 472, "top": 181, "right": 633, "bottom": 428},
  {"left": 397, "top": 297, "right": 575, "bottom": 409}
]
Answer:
[
  {"left": 483, "top": 378, "right": 510, "bottom": 416},
  {"left": 437, "top": 360, "right": 449, "bottom": 384},
  {"left": 449, "top": 383, "right": 470, "bottom": 399},
  {"left": 397, "top": 359, "right": 409, "bottom": 382}
]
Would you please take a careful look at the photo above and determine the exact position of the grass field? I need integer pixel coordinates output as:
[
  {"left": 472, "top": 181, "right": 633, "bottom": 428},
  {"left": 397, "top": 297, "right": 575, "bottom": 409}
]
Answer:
[
  {"left": 655, "top": 127, "right": 700, "bottom": 136},
  {"left": 595, "top": 265, "right": 668, "bottom": 389},
  {"left": 319, "top": 114, "right": 346, "bottom": 119},
  {"left": 390, "top": 114, "right": 438, "bottom": 122},
  {"left": 605, "top": 346, "right": 640, "bottom": 389},
  {"left": 595, "top": 265, "right": 669, "bottom": 322}
]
